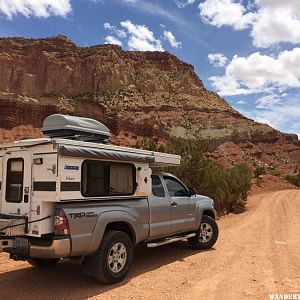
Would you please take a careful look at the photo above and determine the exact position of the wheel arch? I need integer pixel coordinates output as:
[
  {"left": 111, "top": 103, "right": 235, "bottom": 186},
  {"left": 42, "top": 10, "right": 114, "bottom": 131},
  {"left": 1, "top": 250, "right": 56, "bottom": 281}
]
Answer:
[
  {"left": 202, "top": 209, "right": 216, "bottom": 220},
  {"left": 105, "top": 221, "right": 136, "bottom": 244}
]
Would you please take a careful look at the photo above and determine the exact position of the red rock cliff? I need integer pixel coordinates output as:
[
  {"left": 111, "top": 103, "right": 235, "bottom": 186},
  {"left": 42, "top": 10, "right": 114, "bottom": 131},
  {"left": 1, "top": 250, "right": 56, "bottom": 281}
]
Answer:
[{"left": 0, "top": 35, "right": 299, "bottom": 174}]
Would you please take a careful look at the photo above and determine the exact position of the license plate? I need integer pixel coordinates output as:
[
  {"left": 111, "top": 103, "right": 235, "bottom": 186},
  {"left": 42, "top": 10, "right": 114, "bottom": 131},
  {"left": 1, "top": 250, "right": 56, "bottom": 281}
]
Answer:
[{"left": 13, "top": 237, "right": 29, "bottom": 249}]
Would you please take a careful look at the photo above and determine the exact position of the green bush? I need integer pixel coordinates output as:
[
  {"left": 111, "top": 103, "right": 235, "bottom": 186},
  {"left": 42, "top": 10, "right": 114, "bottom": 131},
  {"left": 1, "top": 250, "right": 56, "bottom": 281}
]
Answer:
[
  {"left": 254, "top": 166, "right": 266, "bottom": 177},
  {"left": 147, "top": 138, "right": 252, "bottom": 214},
  {"left": 285, "top": 171, "right": 300, "bottom": 187}
]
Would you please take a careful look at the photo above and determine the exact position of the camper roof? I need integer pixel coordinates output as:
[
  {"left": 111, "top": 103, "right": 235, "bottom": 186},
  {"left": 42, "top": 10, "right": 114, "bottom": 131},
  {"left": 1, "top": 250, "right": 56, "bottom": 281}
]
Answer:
[{"left": 0, "top": 138, "right": 181, "bottom": 166}]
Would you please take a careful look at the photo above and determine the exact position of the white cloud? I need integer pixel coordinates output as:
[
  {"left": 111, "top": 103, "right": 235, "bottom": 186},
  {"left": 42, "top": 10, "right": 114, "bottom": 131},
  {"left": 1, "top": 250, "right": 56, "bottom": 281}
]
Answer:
[
  {"left": 245, "top": 99, "right": 300, "bottom": 137},
  {"left": 0, "top": 0, "right": 71, "bottom": 19},
  {"left": 175, "top": 0, "right": 196, "bottom": 8},
  {"left": 104, "top": 35, "right": 122, "bottom": 46},
  {"left": 255, "top": 94, "right": 281, "bottom": 108},
  {"left": 199, "top": 0, "right": 256, "bottom": 30},
  {"left": 163, "top": 30, "right": 182, "bottom": 48},
  {"left": 103, "top": 22, "right": 127, "bottom": 38},
  {"left": 251, "top": 2, "right": 300, "bottom": 48},
  {"left": 199, "top": 0, "right": 300, "bottom": 48},
  {"left": 208, "top": 53, "right": 228, "bottom": 67},
  {"left": 120, "top": 20, "right": 163, "bottom": 51},
  {"left": 209, "top": 48, "right": 300, "bottom": 96}
]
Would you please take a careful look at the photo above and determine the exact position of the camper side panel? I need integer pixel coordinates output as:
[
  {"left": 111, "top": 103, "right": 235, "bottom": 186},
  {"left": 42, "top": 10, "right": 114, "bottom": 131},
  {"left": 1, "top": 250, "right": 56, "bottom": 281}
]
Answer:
[{"left": 58, "top": 156, "right": 152, "bottom": 201}]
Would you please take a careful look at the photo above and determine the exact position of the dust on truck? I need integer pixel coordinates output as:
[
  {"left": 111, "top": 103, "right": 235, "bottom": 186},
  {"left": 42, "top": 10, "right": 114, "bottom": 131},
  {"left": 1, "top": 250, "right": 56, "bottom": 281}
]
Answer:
[{"left": 0, "top": 114, "right": 218, "bottom": 284}]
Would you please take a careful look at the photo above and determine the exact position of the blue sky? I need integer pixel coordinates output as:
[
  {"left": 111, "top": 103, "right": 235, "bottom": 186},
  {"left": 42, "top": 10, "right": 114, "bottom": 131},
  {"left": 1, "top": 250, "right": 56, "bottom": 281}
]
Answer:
[{"left": 0, "top": 0, "right": 300, "bottom": 137}]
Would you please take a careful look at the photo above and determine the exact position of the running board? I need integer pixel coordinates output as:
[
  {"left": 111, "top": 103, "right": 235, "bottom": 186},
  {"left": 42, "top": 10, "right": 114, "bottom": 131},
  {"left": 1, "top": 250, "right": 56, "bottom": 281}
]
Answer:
[{"left": 147, "top": 233, "right": 195, "bottom": 248}]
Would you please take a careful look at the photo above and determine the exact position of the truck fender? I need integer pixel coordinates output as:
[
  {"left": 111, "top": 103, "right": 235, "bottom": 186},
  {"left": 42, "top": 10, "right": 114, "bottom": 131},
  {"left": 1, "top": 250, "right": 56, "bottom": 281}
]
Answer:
[
  {"left": 194, "top": 203, "right": 215, "bottom": 231},
  {"left": 85, "top": 210, "right": 142, "bottom": 255}
]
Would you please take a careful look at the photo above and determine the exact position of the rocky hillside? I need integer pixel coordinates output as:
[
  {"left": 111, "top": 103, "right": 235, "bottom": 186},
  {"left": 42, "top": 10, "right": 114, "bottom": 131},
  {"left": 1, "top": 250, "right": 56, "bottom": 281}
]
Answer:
[{"left": 0, "top": 35, "right": 299, "bottom": 174}]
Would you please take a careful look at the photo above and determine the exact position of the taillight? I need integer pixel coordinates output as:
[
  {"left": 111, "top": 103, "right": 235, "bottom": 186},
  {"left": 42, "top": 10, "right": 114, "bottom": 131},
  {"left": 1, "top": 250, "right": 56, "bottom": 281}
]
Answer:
[{"left": 54, "top": 209, "right": 70, "bottom": 235}]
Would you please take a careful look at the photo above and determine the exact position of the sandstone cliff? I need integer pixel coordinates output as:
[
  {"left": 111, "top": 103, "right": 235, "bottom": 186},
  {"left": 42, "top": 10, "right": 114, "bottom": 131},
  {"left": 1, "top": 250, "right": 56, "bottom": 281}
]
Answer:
[{"left": 0, "top": 35, "right": 299, "bottom": 174}]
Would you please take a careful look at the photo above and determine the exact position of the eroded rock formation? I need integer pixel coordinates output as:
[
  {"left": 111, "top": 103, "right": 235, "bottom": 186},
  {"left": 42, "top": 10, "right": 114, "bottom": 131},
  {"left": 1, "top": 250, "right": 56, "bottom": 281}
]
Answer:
[{"left": 0, "top": 35, "right": 299, "bottom": 174}]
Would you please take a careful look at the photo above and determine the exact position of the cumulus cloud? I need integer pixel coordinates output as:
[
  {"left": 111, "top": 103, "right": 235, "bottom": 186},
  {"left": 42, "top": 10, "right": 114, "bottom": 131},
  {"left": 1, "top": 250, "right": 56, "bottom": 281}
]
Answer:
[
  {"left": 209, "top": 48, "right": 300, "bottom": 96},
  {"left": 199, "top": 0, "right": 300, "bottom": 48},
  {"left": 0, "top": 0, "right": 71, "bottom": 19},
  {"left": 199, "top": 0, "right": 256, "bottom": 30},
  {"left": 175, "top": 0, "right": 196, "bottom": 8},
  {"left": 104, "top": 22, "right": 127, "bottom": 38},
  {"left": 208, "top": 53, "right": 228, "bottom": 67},
  {"left": 163, "top": 30, "right": 182, "bottom": 48},
  {"left": 104, "top": 35, "right": 123, "bottom": 46},
  {"left": 120, "top": 20, "right": 163, "bottom": 51}
]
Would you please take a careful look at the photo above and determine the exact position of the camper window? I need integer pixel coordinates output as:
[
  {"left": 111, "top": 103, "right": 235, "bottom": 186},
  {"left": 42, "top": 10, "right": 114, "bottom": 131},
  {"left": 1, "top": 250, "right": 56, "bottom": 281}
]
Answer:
[
  {"left": 81, "top": 160, "right": 135, "bottom": 197},
  {"left": 6, "top": 158, "right": 24, "bottom": 203}
]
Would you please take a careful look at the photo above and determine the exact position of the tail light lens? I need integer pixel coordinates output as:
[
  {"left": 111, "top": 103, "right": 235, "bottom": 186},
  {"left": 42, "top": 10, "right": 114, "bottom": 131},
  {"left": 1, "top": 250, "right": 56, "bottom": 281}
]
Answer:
[{"left": 54, "top": 209, "right": 70, "bottom": 235}]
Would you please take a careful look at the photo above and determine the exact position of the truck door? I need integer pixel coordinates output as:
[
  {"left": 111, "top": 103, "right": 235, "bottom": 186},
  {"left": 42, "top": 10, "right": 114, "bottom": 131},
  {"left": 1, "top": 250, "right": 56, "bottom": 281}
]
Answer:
[
  {"left": 163, "top": 175, "right": 196, "bottom": 234},
  {"left": 148, "top": 175, "right": 171, "bottom": 238},
  {"left": 1, "top": 151, "right": 32, "bottom": 216}
]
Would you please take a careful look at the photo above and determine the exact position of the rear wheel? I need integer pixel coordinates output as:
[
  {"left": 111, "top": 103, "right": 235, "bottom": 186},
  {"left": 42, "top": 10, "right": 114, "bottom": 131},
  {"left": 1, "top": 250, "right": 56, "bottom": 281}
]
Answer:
[
  {"left": 27, "top": 257, "right": 60, "bottom": 268},
  {"left": 93, "top": 230, "right": 133, "bottom": 284},
  {"left": 189, "top": 215, "right": 218, "bottom": 250}
]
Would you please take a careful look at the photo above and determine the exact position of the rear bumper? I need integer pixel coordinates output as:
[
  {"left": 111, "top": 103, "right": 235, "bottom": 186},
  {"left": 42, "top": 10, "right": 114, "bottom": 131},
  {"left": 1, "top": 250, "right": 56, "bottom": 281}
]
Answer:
[
  {"left": 30, "top": 237, "right": 71, "bottom": 259},
  {"left": 2, "top": 236, "right": 71, "bottom": 259}
]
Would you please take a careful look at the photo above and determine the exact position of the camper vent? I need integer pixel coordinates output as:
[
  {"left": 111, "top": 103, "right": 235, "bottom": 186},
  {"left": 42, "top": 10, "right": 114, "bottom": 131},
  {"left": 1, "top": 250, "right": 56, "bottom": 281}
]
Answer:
[{"left": 42, "top": 114, "right": 110, "bottom": 143}]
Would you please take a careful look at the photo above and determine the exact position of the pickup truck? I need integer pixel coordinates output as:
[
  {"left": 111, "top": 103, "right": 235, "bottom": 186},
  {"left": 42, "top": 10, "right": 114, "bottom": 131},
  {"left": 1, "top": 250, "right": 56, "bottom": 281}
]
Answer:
[
  {"left": 0, "top": 115, "right": 218, "bottom": 285},
  {"left": 15, "top": 172, "right": 217, "bottom": 284}
]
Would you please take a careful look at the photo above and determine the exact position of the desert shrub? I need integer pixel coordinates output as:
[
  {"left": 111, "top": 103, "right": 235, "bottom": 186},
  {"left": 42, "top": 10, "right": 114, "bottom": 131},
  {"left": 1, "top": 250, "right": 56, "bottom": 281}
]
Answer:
[
  {"left": 285, "top": 171, "right": 300, "bottom": 187},
  {"left": 136, "top": 137, "right": 158, "bottom": 151},
  {"left": 254, "top": 166, "right": 266, "bottom": 177},
  {"left": 147, "top": 138, "right": 252, "bottom": 214}
]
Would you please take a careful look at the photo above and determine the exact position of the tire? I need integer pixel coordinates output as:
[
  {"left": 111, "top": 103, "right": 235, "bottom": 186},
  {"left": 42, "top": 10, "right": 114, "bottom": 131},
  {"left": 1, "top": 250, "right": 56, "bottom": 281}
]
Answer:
[
  {"left": 93, "top": 230, "right": 133, "bottom": 284},
  {"left": 189, "top": 215, "right": 219, "bottom": 250},
  {"left": 27, "top": 257, "right": 60, "bottom": 268}
]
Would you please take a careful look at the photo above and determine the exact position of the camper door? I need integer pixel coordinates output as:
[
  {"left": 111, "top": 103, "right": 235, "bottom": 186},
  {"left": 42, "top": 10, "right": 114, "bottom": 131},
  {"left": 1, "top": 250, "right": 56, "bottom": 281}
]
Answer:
[{"left": 1, "top": 150, "right": 32, "bottom": 216}]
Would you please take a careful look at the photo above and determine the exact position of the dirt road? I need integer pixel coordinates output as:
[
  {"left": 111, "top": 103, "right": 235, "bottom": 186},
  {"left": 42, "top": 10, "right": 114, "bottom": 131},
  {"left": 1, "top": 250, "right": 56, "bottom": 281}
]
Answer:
[{"left": 0, "top": 190, "right": 299, "bottom": 300}]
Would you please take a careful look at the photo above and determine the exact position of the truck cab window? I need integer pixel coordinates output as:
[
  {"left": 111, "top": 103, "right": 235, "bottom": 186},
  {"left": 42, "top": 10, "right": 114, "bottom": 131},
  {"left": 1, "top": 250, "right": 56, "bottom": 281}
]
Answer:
[
  {"left": 151, "top": 175, "right": 165, "bottom": 197},
  {"left": 6, "top": 158, "right": 24, "bottom": 203},
  {"left": 163, "top": 176, "right": 187, "bottom": 197}
]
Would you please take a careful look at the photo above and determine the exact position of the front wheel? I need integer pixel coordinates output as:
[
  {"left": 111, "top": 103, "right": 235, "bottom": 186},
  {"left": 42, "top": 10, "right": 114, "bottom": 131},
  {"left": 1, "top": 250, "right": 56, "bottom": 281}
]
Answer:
[
  {"left": 189, "top": 215, "right": 219, "bottom": 250},
  {"left": 27, "top": 257, "right": 60, "bottom": 268},
  {"left": 93, "top": 230, "right": 133, "bottom": 284}
]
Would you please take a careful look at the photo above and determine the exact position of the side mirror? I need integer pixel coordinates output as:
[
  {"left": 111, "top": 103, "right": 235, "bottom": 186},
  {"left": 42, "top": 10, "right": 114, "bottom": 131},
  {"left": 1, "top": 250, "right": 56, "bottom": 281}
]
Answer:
[{"left": 188, "top": 187, "right": 197, "bottom": 196}]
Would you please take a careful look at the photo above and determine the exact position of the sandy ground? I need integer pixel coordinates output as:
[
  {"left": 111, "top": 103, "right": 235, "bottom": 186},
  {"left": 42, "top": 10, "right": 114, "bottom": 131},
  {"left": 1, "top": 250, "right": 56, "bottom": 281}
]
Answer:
[{"left": 0, "top": 189, "right": 299, "bottom": 300}]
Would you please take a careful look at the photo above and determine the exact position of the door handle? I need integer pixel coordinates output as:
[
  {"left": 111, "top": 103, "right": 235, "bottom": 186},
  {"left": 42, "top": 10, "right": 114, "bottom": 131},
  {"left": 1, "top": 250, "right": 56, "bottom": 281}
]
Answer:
[{"left": 171, "top": 201, "right": 177, "bottom": 207}]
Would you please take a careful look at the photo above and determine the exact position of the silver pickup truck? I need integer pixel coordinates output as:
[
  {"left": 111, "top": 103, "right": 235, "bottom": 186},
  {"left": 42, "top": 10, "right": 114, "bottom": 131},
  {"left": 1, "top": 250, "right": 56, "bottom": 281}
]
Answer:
[
  {"left": 0, "top": 115, "right": 218, "bottom": 284},
  {"left": 60, "top": 172, "right": 218, "bottom": 284}
]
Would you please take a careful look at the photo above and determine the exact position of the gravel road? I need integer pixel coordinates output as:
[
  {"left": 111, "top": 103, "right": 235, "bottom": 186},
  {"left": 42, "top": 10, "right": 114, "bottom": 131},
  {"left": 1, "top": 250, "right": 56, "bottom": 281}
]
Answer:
[{"left": 0, "top": 190, "right": 299, "bottom": 300}]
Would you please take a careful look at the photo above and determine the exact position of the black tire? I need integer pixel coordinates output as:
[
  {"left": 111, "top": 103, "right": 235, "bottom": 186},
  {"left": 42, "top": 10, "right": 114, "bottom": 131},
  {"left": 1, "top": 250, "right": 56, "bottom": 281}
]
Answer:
[
  {"left": 188, "top": 215, "right": 219, "bottom": 250},
  {"left": 93, "top": 230, "right": 133, "bottom": 284},
  {"left": 27, "top": 257, "right": 60, "bottom": 268}
]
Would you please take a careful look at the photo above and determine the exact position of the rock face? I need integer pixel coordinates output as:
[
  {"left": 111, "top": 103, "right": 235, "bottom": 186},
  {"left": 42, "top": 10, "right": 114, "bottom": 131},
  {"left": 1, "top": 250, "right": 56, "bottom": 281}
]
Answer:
[{"left": 0, "top": 35, "right": 299, "bottom": 174}]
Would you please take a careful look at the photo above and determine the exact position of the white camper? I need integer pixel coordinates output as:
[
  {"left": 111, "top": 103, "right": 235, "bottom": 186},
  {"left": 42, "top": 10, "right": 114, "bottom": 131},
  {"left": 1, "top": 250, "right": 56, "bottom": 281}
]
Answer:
[{"left": 0, "top": 114, "right": 180, "bottom": 238}]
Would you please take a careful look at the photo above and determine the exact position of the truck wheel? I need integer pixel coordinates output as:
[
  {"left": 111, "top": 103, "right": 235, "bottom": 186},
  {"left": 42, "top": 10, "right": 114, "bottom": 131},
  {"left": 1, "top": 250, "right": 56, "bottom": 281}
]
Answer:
[
  {"left": 93, "top": 230, "right": 133, "bottom": 284},
  {"left": 27, "top": 258, "right": 60, "bottom": 268},
  {"left": 189, "top": 215, "right": 218, "bottom": 250}
]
